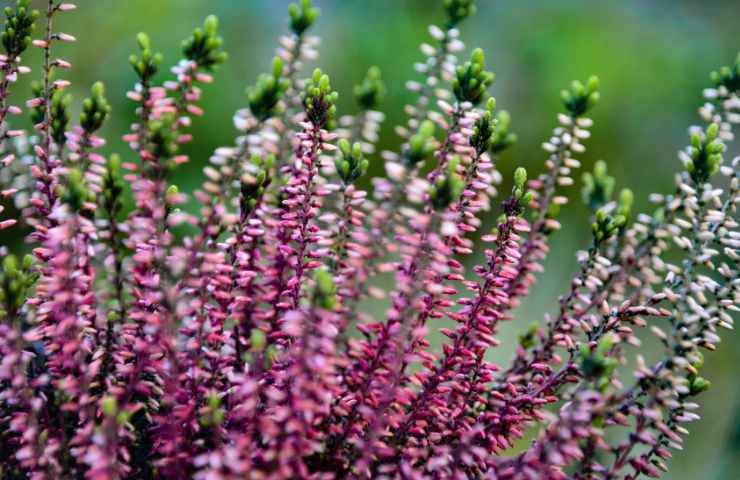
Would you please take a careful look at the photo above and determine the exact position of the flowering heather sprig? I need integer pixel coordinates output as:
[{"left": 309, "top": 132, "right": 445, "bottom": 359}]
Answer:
[
  {"left": 0, "top": 0, "right": 38, "bottom": 158},
  {"left": 338, "top": 66, "right": 385, "bottom": 154},
  {"left": 0, "top": 2, "right": 738, "bottom": 479}
]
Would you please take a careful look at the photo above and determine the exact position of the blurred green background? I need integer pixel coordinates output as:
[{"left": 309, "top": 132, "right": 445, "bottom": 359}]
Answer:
[{"left": 5, "top": 0, "right": 740, "bottom": 477}]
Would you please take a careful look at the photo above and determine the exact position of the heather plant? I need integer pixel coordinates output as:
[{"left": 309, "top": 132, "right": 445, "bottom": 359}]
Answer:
[{"left": 0, "top": 1, "right": 738, "bottom": 479}]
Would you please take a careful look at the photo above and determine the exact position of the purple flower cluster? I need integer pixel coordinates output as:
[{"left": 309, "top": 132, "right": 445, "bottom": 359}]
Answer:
[{"left": 0, "top": 1, "right": 738, "bottom": 479}]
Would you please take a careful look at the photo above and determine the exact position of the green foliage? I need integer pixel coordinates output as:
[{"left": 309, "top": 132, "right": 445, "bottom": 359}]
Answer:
[
  {"left": 443, "top": 0, "right": 476, "bottom": 29},
  {"left": 165, "top": 185, "right": 180, "bottom": 219},
  {"left": 687, "top": 353, "right": 711, "bottom": 396},
  {"left": 561, "top": 75, "right": 600, "bottom": 117},
  {"left": 687, "top": 123, "right": 725, "bottom": 184},
  {"left": 335, "top": 139, "right": 368, "bottom": 185},
  {"left": 61, "top": 168, "right": 95, "bottom": 214},
  {"left": 1, "top": 0, "right": 39, "bottom": 59},
  {"left": 129, "top": 32, "right": 162, "bottom": 83},
  {"left": 490, "top": 110, "right": 517, "bottom": 154},
  {"left": 182, "top": 15, "right": 227, "bottom": 71},
  {"left": 247, "top": 57, "right": 290, "bottom": 121},
  {"left": 250, "top": 328, "right": 266, "bottom": 352},
  {"left": 579, "top": 334, "right": 618, "bottom": 391},
  {"left": 510, "top": 166, "right": 534, "bottom": 214},
  {"left": 0, "top": 253, "right": 36, "bottom": 321},
  {"left": 470, "top": 97, "right": 496, "bottom": 156},
  {"left": 518, "top": 323, "right": 539, "bottom": 349},
  {"left": 313, "top": 269, "right": 337, "bottom": 310},
  {"left": 101, "top": 396, "right": 118, "bottom": 417},
  {"left": 29, "top": 81, "right": 44, "bottom": 126},
  {"left": 148, "top": 115, "right": 178, "bottom": 161},
  {"left": 591, "top": 208, "right": 626, "bottom": 244},
  {"left": 452, "top": 48, "right": 494, "bottom": 106},
  {"left": 404, "top": 120, "right": 436, "bottom": 168},
  {"left": 102, "top": 154, "right": 125, "bottom": 220},
  {"left": 288, "top": 0, "right": 320, "bottom": 36},
  {"left": 353, "top": 66, "right": 385, "bottom": 111},
  {"left": 31, "top": 80, "right": 72, "bottom": 147},
  {"left": 302, "top": 68, "right": 338, "bottom": 129},
  {"left": 710, "top": 52, "right": 740, "bottom": 92},
  {"left": 80, "top": 82, "right": 111, "bottom": 134},
  {"left": 240, "top": 154, "right": 273, "bottom": 216},
  {"left": 430, "top": 156, "right": 465, "bottom": 211},
  {"left": 51, "top": 93, "right": 72, "bottom": 147},
  {"left": 616, "top": 188, "right": 633, "bottom": 222},
  {"left": 199, "top": 391, "right": 225, "bottom": 427},
  {"left": 688, "top": 373, "right": 711, "bottom": 396},
  {"left": 581, "top": 160, "right": 615, "bottom": 211}
]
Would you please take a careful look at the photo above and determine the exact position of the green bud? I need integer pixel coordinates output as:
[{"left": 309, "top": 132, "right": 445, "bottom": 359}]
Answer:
[
  {"left": 688, "top": 123, "right": 725, "bottom": 183},
  {"left": 453, "top": 47, "right": 494, "bottom": 106},
  {"left": 314, "top": 269, "right": 337, "bottom": 310},
  {"left": 289, "top": 0, "right": 320, "bottom": 36},
  {"left": 182, "top": 15, "right": 227, "bottom": 70},
  {"left": 404, "top": 120, "right": 436, "bottom": 168},
  {"left": 518, "top": 323, "right": 539, "bottom": 349},
  {"left": 470, "top": 97, "right": 497, "bottom": 155},
  {"left": 1, "top": 0, "right": 37, "bottom": 58},
  {"left": 302, "top": 68, "right": 338, "bottom": 129},
  {"left": 101, "top": 396, "right": 118, "bottom": 417},
  {"left": 137, "top": 32, "right": 150, "bottom": 50},
  {"left": 2, "top": 255, "right": 17, "bottom": 275},
  {"left": 581, "top": 160, "right": 615, "bottom": 211},
  {"left": 116, "top": 411, "right": 130, "bottom": 426},
  {"left": 353, "top": 66, "right": 385, "bottom": 110},
  {"left": 689, "top": 376, "right": 711, "bottom": 396},
  {"left": 81, "top": 81, "right": 111, "bottom": 134},
  {"left": 579, "top": 335, "right": 618, "bottom": 391},
  {"left": 443, "top": 0, "right": 477, "bottom": 28},
  {"left": 490, "top": 110, "right": 517, "bottom": 154},
  {"left": 430, "top": 157, "right": 465, "bottom": 211},
  {"left": 131, "top": 32, "right": 161, "bottom": 81},
  {"left": 709, "top": 53, "right": 740, "bottom": 91},
  {"left": 514, "top": 167, "right": 527, "bottom": 191},
  {"left": 265, "top": 345, "right": 279, "bottom": 369},
  {"left": 562, "top": 75, "right": 600, "bottom": 117},
  {"left": 22, "top": 254, "right": 32, "bottom": 270},
  {"left": 691, "top": 351, "right": 705, "bottom": 369},
  {"left": 335, "top": 139, "right": 367, "bottom": 185},
  {"left": 250, "top": 329, "right": 266, "bottom": 352},
  {"left": 247, "top": 56, "right": 290, "bottom": 121}
]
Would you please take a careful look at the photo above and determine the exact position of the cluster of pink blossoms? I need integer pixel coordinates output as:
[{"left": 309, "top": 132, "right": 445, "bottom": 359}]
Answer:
[{"left": 0, "top": 1, "right": 738, "bottom": 479}]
